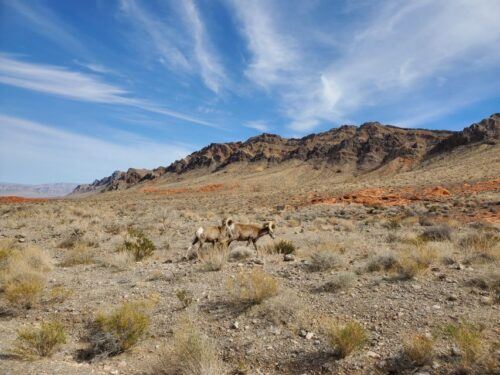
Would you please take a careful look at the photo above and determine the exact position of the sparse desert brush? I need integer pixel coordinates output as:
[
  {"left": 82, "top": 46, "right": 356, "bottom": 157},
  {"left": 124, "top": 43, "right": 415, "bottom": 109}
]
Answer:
[
  {"left": 308, "top": 247, "right": 344, "bottom": 272},
  {"left": 4, "top": 245, "right": 53, "bottom": 273},
  {"left": 200, "top": 247, "right": 227, "bottom": 272},
  {"left": 318, "top": 272, "right": 356, "bottom": 292},
  {"left": 364, "top": 253, "right": 397, "bottom": 273},
  {"left": 154, "top": 322, "right": 224, "bottom": 375},
  {"left": 12, "top": 321, "right": 66, "bottom": 360},
  {"left": 250, "top": 291, "right": 306, "bottom": 328},
  {"left": 229, "top": 246, "right": 254, "bottom": 261},
  {"left": 176, "top": 289, "right": 193, "bottom": 309},
  {"left": 227, "top": 268, "right": 278, "bottom": 305},
  {"left": 4, "top": 272, "right": 47, "bottom": 308},
  {"left": 324, "top": 319, "right": 367, "bottom": 358},
  {"left": 383, "top": 218, "right": 402, "bottom": 230},
  {"left": 58, "top": 228, "right": 84, "bottom": 249},
  {"left": 100, "top": 251, "right": 135, "bottom": 271},
  {"left": 459, "top": 231, "right": 499, "bottom": 263},
  {"left": 264, "top": 239, "right": 296, "bottom": 255},
  {"left": 442, "top": 322, "right": 484, "bottom": 366},
  {"left": 395, "top": 246, "right": 436, "bottom": 280},
  {"left": 465, "top": 271, "right": 499, "bottom": 301},
  {"left": 60, "top": 243, "right": 95, "bottom": 267},
  {"left": 403, "top": 333, "right": 434, "bottom": 365},
  {"left": 47, "top": 286, "right": 74, "bottom": 304},
  {"left": 86, "top": 301, "right": 151, "bottom": 358},
  {"left": 420, "top": 225, "right": 452, "bottom": 242},
  {"left": 120, "top": 228, "right": 156, "bottom": 261}
]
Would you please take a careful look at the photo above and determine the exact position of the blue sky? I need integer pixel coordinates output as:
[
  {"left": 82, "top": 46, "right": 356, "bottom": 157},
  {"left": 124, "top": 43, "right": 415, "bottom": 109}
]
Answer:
[{"left": 1, "top": 0, "right": 499, "bottom": 184}]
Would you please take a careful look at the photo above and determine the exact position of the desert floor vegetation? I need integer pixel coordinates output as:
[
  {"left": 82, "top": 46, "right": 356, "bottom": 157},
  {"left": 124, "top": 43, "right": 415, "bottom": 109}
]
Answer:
[{"left": 0, "top": 181, "right": 499, "bottom": 374}]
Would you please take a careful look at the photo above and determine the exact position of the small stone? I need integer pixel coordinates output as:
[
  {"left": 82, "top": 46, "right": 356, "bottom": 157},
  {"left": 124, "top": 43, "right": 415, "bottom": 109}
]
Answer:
[
  {"left": 455, "top": 263, "right": 465, "bottom": 270},
  {"left": 480, "top": 296, "right": 493, "bottom": 305},
  {"left": 299, "top": 330, "right": 307, "bottom": 337},
  {"left": 447, "top": 294, "right": 458, "bottom": 301},
  {"left": 232, "top": 321, "right": 239, "bottom": 329},
  {"left": 305, "top": 332, "right": 314, "bottom": 340},
  {"left": 432, "top": 304, "right": 440, "bottom": 309},
  {"left": 451, "top": 346, "right": 460, "bottom": 356},
  {"left": 283, "top": 254, "right": 295, "bottom": 262},
  {"left": 367, "top": 351, "right": 380, "bottom": 359}
]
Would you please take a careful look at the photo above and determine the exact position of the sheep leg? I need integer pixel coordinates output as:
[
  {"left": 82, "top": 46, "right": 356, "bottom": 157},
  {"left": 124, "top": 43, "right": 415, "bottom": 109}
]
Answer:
[{"left": 185, "top": 237, "right": 199, "bottom": 259}]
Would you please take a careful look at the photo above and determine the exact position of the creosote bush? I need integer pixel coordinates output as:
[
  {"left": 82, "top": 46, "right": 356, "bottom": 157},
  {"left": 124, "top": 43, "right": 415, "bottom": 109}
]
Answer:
[
  {"left": 403, "top": 333, "right": 434, "bottom": 365},
  {"left": 12, "top": 321, "right": 66, "bottom": 360},
  {"left": 86, "top": 301, "right": 151, "bottom": 359},
  {"left": 318, "top": 272, "right": 356, "bottom": 293},
  {"left": 324, "top": 319, "right": 367, "bottom": 358},
  {"left": 60, "top": 244, "right": 95, "bottom": 267},
  {"left": 460, "top": 232, "right": 499, "bottom": 263},
  {"left": 4, "top": 272, "right": 47, "bottom": 308},
  {"left": 227, "top": 268, "right": 278, "bottom": 305},
  {"left": 265, "top": 240, "right": 296, "bottom": 255},
  {"left": 365, "top": 253, "right": 397, "bottom": 273},
  {"left": 396, "top": 246, "right": 436, "bottom": 280},
  {"left": 120, "top": 228, "right": 156, "bottom": 261},
  {"left": 176, "top": 289, "right": 193, "bottom": 309},
  {"left": 200, "top": 248, "right": 226, "bottom": 272}
]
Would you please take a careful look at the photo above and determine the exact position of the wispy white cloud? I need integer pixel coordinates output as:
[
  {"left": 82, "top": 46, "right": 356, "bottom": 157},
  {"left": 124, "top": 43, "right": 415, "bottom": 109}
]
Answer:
[
  {"left": 0, "top": 114, "right": 193, "bottom": 184},
  {"left": 73, "top": 60, "right": 116, "bottom": 75},
  {"left": 230, "top": 0, "right": 297, "bottom": 87},
  {"left": 244, "top": 120, "right": 268, "bottom": 132},
  {"left": 231, "top": 0, "right": 500, "bottom": 131},
  {"left": 181, "top": 0, "right": 226, "bottom": 93},
  {"left": 0, "top": 55, "right": 220, "bottom": 128},
  {"left": 119, "top": 0, "right": 192, "bottom": 72},
  {"left": 3, "top": 0, "right": 86, "bottom": 55}
]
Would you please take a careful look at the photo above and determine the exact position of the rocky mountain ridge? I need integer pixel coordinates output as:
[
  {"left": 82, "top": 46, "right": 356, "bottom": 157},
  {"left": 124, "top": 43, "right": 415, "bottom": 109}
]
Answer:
[{"left": 73, "top": 114, "right": 499, "bottom": 194}]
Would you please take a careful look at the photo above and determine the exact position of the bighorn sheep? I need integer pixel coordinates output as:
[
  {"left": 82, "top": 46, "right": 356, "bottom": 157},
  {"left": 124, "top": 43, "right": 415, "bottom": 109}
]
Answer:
[
  {"left": 185, "top": 218, "right": 231, "bottom": 259},
  {"left": 225, "top": 219, "right": 276, "bottom": 256}
]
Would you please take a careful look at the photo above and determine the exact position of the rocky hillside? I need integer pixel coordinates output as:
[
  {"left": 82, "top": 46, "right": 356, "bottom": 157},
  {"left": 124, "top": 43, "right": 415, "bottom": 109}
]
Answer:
[{"left": 73, "top": 114, "right": 499, "bottom": 194}]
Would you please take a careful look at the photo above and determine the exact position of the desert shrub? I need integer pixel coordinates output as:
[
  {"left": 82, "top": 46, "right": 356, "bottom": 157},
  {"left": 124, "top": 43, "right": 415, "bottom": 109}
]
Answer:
[
  {"left": 4, "top": 272, "right": 47, "bottom": 309},
  {"left": 420, "top": 225, "right": 451, "bottom": 242},
  {"left": 403, "top": 333, "right": 434, "bottom": 365},
  {"left": 460, "top": 232, "right": 499, "bottom": 263},
  {"left": 442, "top": 322, "right": 484, "bottom": 366},
  {"left": 200, "top": 248, "right": 226, "bottom": 272},
  {"left": 121, "top": 229, "right": 156, "bottom": 261},
  {"left": 47, "top": 286, "right": 74, "bottom": 304},
  {"left": 228, "top": 246, "right": 254, "bottom": 261},
  {"left": 308, "top": 248, "right": 343, "bottom": 272},
  {"left": 324, "top": 320, "right": 367, "bottom": 358},
  {"left": 265, "top": 240, "right": 296, "bottom": 255},
  {"left": 396, "top": 246, "right": 436, "bottom": 280},
  {"left": 227, "top": 269, "right": 278, "bottom": 305},
  {"left": 86, "top": 301, "right": 150, "bottom": 358},
  {"left": 249, "top": 291, "right": 306, "bottom": 327},
  {"left": 100, "top": 251, "right": 135, "bottom": 271},
  {"left": 176, "top": 289, "right": 193, "bottom": 309},
  {"left": 154, "top": 323, "right": 224, "bottom": 375},
  {"left": 318, "top": 272, "right": 356, "bottom": 292},
  {"left": 3, "top": 245, "right": 52, "bottom": 273},
  {"left": 12, "top": 321, "right": 66, "bottom": 359},
  {"left": 383, "top": 219, "right": 402, "bottom": 230},
  {"left": 60, "top": 244, "right": 94, "bottom": 267},
  {"left": 365, "top": 253, "right": 397, "bottom": 273},
  {"left": 58, "top": 228, "right": 84, "bottom": 249}
]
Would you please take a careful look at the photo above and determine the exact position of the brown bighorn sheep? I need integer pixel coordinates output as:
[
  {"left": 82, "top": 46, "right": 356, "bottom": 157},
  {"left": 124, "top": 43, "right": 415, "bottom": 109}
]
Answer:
[
  {"left": 185, "top": 218, "right": 231, "bottom": 259},
  {"left": 225, "top": 219, "right": 276, "bottom": 256}
]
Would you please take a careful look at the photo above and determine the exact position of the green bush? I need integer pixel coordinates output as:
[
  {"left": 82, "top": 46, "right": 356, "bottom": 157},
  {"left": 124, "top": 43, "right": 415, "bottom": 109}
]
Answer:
[
  {"left": 12, "top": 321, "right": 66, "bottom": 359},
  {"left": 122, "top": 229, "right": 156, "bottom": 261}
]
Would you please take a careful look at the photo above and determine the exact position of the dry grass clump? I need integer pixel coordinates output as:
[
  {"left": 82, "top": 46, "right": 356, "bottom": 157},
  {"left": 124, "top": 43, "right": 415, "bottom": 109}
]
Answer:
[
  {"left": 420, "top": 225, "right": 452, "bottom": 242},
  {"left": 250, "top": 291, "right": 306, "bottom": 327},
  {"left": 120, "top": 228, "right": 156, "bottom": 261},
  {"left": 264, "top": 240, "right": 296, "bottom": 255},
  {"left": 324, "top": 319, "right": 367, "bottom": 358},
  {"left": 100, "top": 251, "right": 135, "bottom": 271},
  {"left": 318, "top": 272, "right": 356, "bottom": 293},
  {"left": 200, "top": 248, "right": 227, "bottom": 272},
  {"left": 12, "top": 321, "right": 66, "bottom": 360},
  {"left": 364, "top": 253, "right": 397, "bottom": 273},
  {"left": 176, "top": 289, "right": 193, "bottom": 309},
  {"left": 442, "top": 322, "right": 484, "bottom": 367},
  {"left": 85, "top": 301, "right": 151, "bottom": 359},
  {"left": 308, "top": 247, "right": 344, "bottom": 272},
  {"left": 58, "top": 228, "right": 84, "bottom": 249},
  {"left": 402, "top": 333, "right": 434, "bottom": 366},
  {"left": 154, "top": 323, "right": 224, "bottom": 375},
  {"left": 60, "top": 243, "right": 95, "bottom": 267},
  {"left": 228, "top": 246, "right": 254, "bottom": 261},
  {"left": 227, "top": 269, "right": 279, "bottom": 306},
  {"left": 0, "top": 243, "right": 51, "bottom": 309},
  {"left": 395, "top": 246, "right": 437, "bottom": 280},
  {"left": 459, "top": 232, "right": 499, "bottom": 264}
]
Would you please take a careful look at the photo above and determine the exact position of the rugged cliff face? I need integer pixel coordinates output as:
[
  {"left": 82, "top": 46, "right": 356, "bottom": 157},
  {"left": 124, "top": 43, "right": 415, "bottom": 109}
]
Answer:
[{"left": 72, "top": 114, "right": 499, "bottom": 194}]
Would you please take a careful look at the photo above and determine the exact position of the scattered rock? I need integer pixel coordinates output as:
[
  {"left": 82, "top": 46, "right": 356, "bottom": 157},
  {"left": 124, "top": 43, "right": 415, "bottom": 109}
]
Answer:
[{"left": 283, "top": 254, "right": 295, "bottom": 262}]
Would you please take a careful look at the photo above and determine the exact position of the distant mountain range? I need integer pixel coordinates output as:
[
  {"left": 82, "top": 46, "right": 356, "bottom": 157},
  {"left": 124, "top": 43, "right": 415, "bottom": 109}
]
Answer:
[
  {"left": 0, "top": 183, "right": 78, "bottom": 198},
  {"left": 73, "top": 114, "right": 499, "bottom": 194}
]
